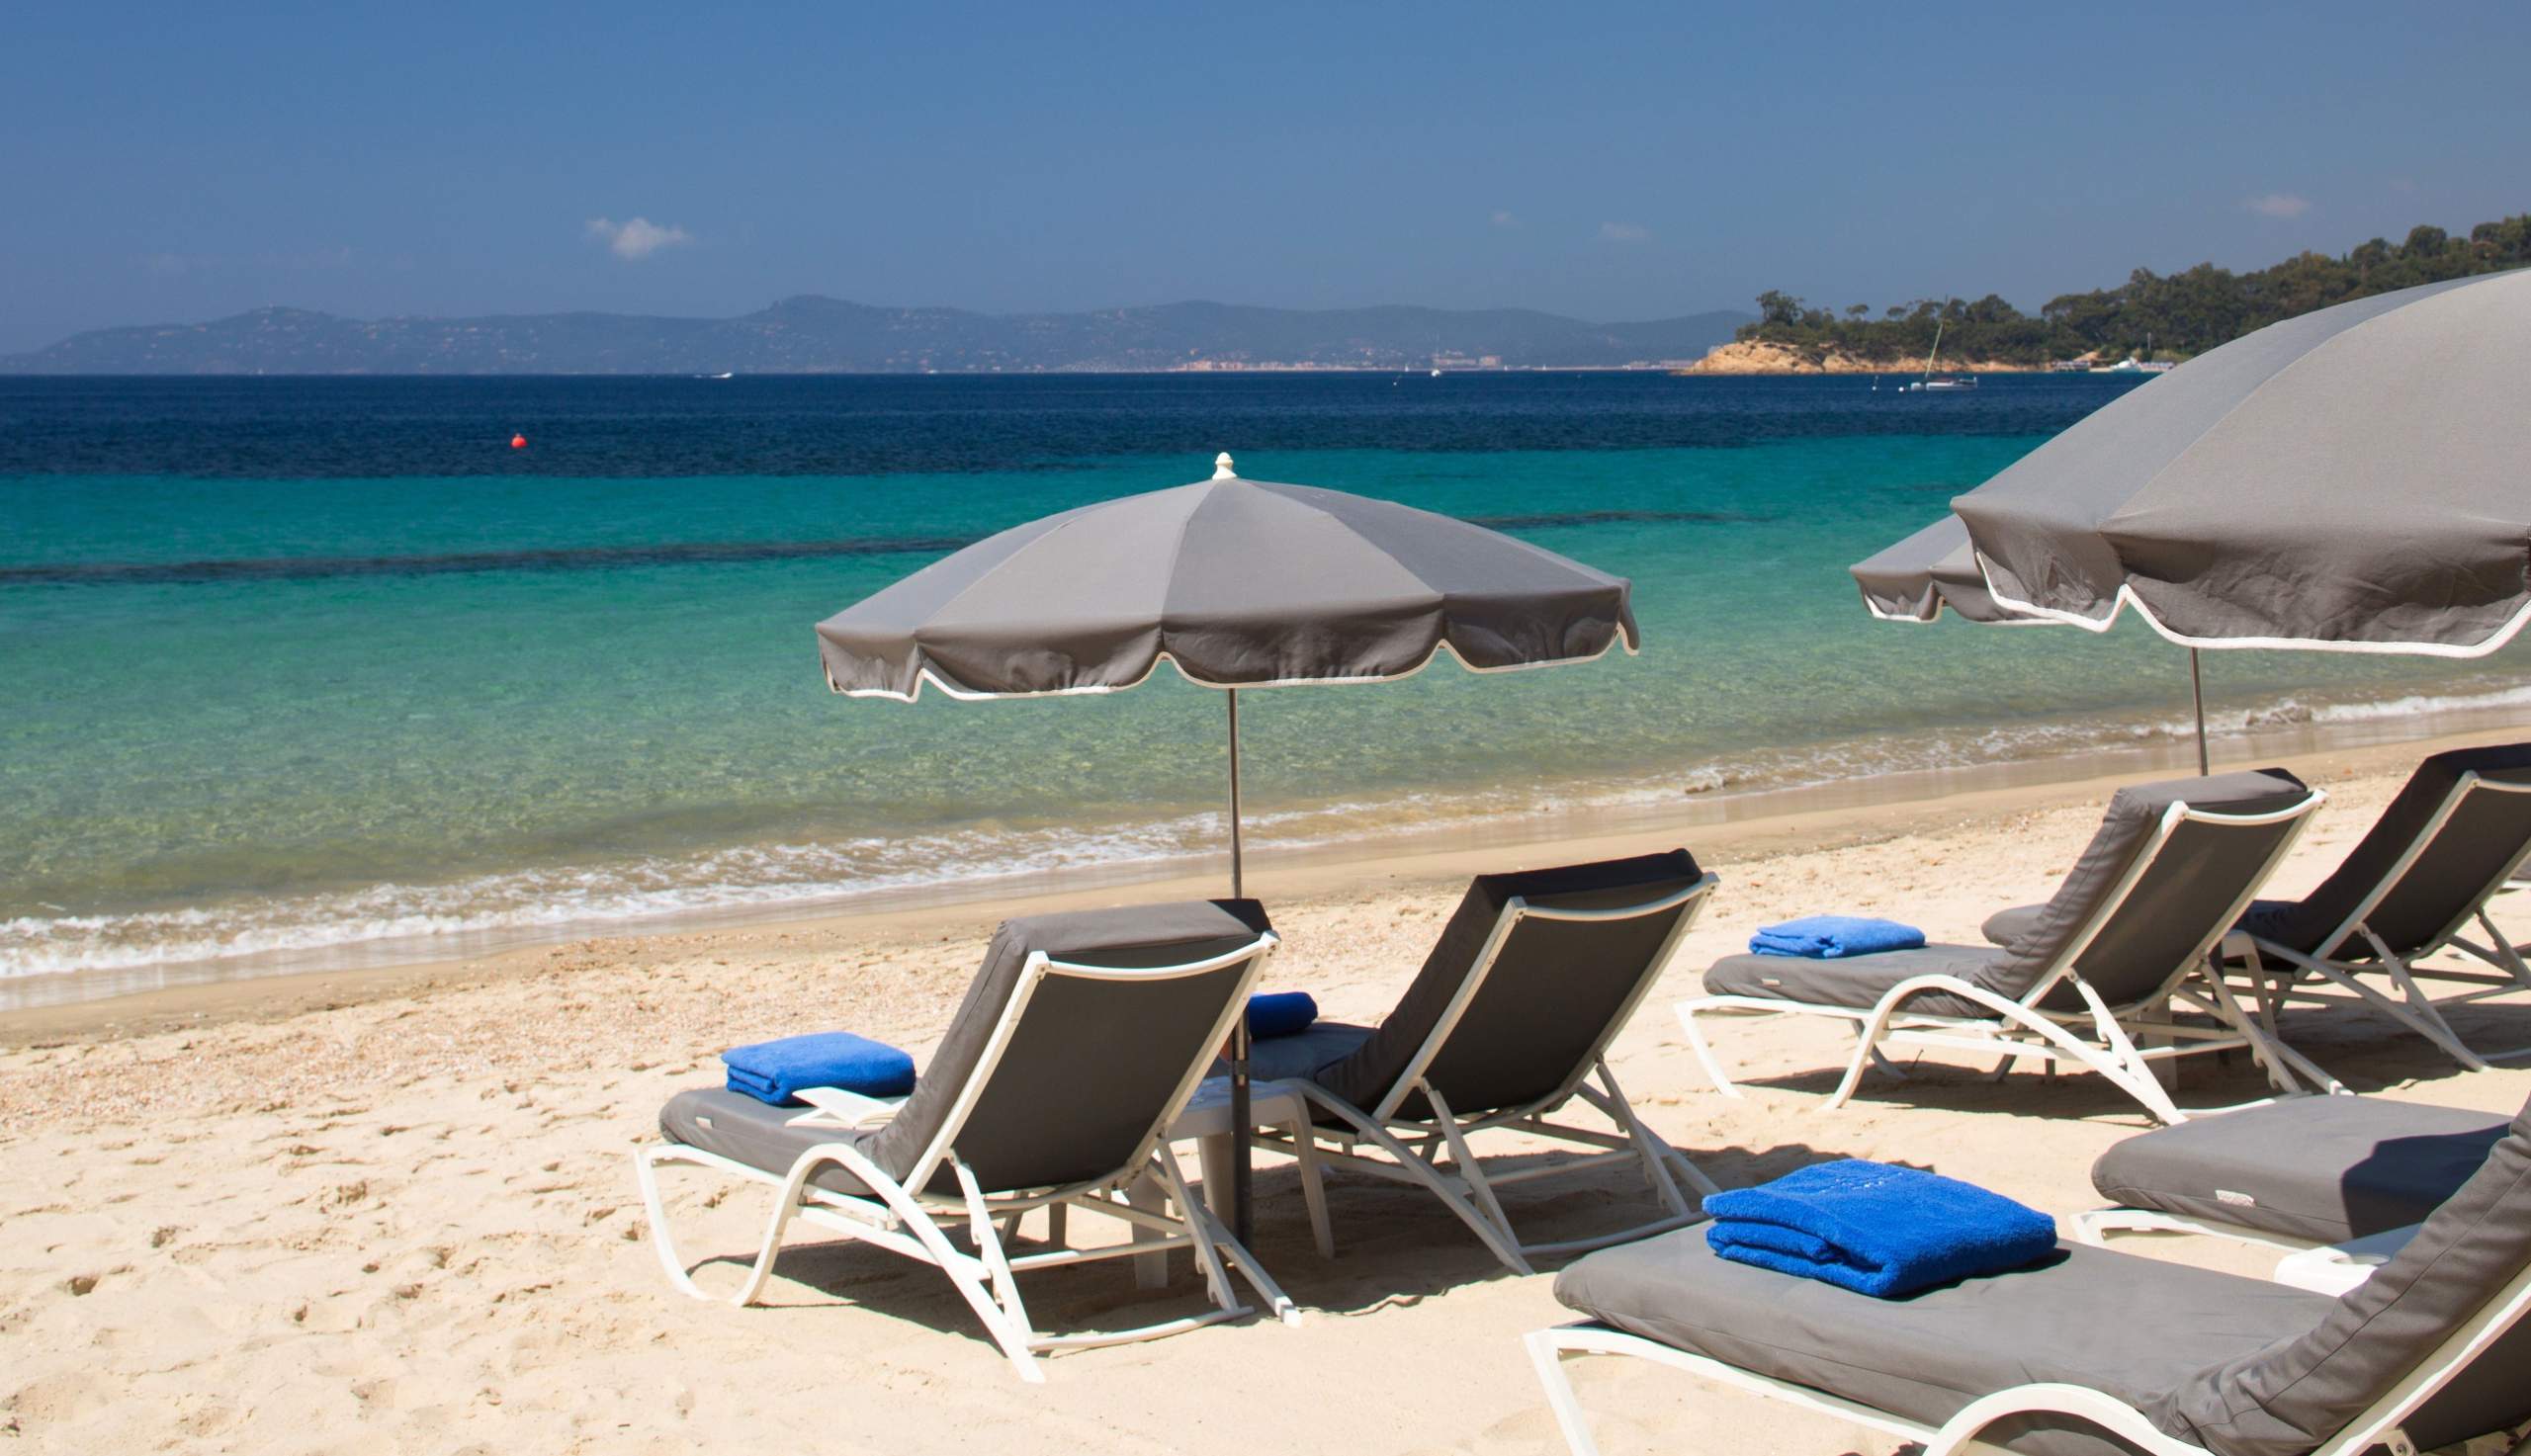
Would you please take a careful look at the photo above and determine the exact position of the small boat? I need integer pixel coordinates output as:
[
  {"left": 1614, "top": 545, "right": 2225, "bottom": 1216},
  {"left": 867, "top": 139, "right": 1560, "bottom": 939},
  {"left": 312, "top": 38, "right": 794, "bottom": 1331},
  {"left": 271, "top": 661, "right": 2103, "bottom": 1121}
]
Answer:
[
  {"left": 1899, "top": 321, "right": 1979, "bottom": 391},
  {"left": 1430, "top": 368, "right": 1442, "bottom": 378},
  {"left": 2091, "top": 334, "right": 2173, "bottom": 376}
]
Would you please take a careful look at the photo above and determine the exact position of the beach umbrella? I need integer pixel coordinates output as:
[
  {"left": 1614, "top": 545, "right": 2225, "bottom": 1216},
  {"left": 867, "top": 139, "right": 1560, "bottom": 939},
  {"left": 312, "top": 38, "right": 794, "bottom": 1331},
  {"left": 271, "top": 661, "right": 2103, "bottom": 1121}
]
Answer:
[
  {"left": 1851, "top": 514, "right": 2218, "bottom": 774},
  {"left": 1852, "top": 268, "right": 2531, "bottom": 774},
  {"left": 815, "top": 453, "right": 1639, "bottom": 1238},
  {"left": 1955, "top": 268, "right": 2531, "bottom": 655}
]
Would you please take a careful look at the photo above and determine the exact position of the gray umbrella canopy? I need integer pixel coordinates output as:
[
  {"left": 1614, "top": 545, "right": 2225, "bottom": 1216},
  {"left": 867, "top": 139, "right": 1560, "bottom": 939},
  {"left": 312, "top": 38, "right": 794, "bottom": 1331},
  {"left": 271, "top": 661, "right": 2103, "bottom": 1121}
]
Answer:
[
  {"left": 1851, "top": 510, "right": 2219, "bottom": 772},
  {"left": 818, "top": 457, "right": 1637, "bottom": 700},
  {"left": 1851, "top": 514, "right": 2049, "bottom": 626},
  {"left": 1952, "top": 268, "right": 2531, "bottom": 655}
]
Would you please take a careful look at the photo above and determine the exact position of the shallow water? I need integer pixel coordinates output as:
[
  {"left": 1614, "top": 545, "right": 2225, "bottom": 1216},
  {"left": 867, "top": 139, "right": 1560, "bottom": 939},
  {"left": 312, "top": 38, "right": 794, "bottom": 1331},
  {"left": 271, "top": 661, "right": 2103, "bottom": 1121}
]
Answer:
[{"left": 3, "top": 373, "right": 2521, "bottom": 995}]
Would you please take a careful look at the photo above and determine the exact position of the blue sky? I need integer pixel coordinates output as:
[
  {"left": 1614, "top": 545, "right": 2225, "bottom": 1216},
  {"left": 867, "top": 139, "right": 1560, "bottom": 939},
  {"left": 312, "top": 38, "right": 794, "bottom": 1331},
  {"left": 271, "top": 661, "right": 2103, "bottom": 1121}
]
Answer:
[{"left": 3, "top": 2, "right": 2526, "bottom": 351}]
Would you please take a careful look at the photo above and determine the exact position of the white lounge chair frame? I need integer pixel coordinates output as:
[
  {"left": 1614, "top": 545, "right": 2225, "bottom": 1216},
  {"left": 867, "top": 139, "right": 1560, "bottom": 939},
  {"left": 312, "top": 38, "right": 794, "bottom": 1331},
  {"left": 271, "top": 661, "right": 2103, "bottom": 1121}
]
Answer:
[
  {"left": 1526, "top": 1248, "right": 2531, "bottom": 1456},
  {"left": 1255, "top": 876, "right": 1722, "bottom": 1276},
  {"left": 1679, "top": 794, "right": 2332, "bottom": 1126},
  {"left": 2073, "top": 1203, "right": 2336, "bottom": 1255},
  {"left": 2239, "top": 771, "right": 2531, "bottom": 1072},
  {"left": 635, "top": 933, "right": 1299, "bottom": 1383}
]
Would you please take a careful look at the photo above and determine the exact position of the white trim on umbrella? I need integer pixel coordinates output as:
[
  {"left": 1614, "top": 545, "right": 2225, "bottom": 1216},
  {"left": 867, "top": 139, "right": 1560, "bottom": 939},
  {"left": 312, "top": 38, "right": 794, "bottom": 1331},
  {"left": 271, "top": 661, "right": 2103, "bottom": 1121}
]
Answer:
[
  {"left": 829, "top": 633, "right": 1639, "bottom": 703},
  {"left": 1975, "top": 561, "right": 2531, "bottom": 659}
]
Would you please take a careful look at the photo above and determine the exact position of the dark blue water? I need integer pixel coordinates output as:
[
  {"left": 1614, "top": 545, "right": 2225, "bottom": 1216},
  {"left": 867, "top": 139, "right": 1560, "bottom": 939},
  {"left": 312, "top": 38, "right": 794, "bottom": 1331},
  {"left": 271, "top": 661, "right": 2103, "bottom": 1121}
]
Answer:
[{"left": 0, "top": 372, "right": 2136, "bottom": 478}]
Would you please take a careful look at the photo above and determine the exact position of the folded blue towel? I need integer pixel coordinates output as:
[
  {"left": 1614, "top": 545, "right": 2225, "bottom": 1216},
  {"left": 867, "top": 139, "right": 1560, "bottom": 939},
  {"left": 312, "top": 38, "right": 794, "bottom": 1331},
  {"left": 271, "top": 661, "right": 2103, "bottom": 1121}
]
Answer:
[
  {"left": 1749, "top": 915, "right": 1926, "bottom": 959},
  {"left": 1703, "top": 1158, "right": 2057, "bottom": 1298},
  {"left": 722, "top": 1031, "right": 916, "bottom": 1107},
  {"left": 1247, "top": 991, "right": 1318, "bottom": 1039}
]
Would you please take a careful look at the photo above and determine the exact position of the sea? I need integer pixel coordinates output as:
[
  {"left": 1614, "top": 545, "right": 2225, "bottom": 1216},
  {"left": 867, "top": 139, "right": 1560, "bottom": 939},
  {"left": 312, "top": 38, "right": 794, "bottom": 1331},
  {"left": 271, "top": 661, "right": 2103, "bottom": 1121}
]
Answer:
[{"left": 5, "top": 372, "right": 2525, "bottom": 1007}]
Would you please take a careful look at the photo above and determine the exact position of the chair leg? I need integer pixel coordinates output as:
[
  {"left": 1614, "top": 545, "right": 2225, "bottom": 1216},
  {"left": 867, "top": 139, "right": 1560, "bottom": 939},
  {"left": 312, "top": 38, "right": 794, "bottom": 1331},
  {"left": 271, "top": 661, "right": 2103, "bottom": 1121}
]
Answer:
[
  {"left": 1427, "top": 1085, "right": 1526, "bottom": 1264},
  {"left": 2345, "top": 931, "right": 2494, "bottom": 1072},
  {"left": 1586, "top": 1061, "right": 1706, "bottom": 1212},
  {"left": 1298, "top": 1085, "right": 1534, "bottom": 1274},
  {"left": 2068, "top": 981, "right": 2187, "bottom": 1126},
  {"left": 633, "top": 1145, "right": 806, "bottom": 1307},
  {"left": 1154, "top": 1155, "right": 1298, "bottom": 1327},
  {"left": 1122, "top": 1168, "right": 1172, "bottom": 1291},
  {"left": 1675, "top": 999, "right": 1746, "bottom": 1098},
  {"left": 634, "top": 1142, "right": 1045, "bottom": 1380},
  {"left": 2193, "top": 973, "right": 2337, "bottom": 1095},
  {"left": 1283, "top": 1116, "right": 1337, "bottom": 1258},
  {"left": 1526, "top": 1329, "right": 1607, "bottom": 1456},
  {"left": 1825, "top": 1023, "right": 1885, "bottom": 1111}
]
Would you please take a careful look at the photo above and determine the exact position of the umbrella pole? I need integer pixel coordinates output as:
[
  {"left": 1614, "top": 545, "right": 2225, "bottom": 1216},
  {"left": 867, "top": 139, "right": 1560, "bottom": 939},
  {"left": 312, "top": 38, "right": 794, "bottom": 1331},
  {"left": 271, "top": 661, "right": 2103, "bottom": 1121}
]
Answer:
[
  {"left": 2189, "top": 648, "right": 2210, "bottom": 776},
  {"left": 1225, "top": 688, "right": 1254, "bottom": 1242},
  {"left": 1227, "top": 689, "right": 1245, "bottom": 897}
]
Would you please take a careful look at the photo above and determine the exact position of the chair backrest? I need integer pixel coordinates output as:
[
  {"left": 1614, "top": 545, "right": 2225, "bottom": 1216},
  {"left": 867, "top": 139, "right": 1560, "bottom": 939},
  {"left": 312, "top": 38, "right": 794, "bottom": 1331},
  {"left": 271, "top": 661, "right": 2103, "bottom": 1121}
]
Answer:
[
  {"left": 1305, "top": 851, "right": 1713, "bottom": 1122},
  {"left": 1982, "top": 770, "right": 2321, "bottom": 1008},
  {"left": 2148, "top": 1095, "right": 2531, "bottom": 1456},
  {"left": 858, "top": 899, "right": 1275, "bottom": 1198},
  {"left": 2275, "top": 742, "right": 2531, "bottom": 959}
]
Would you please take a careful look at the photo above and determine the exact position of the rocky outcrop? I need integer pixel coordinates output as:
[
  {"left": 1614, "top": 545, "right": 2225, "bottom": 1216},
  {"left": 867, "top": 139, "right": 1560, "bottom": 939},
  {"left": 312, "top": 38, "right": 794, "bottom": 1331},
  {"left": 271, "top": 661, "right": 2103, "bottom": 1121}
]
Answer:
[{"left": 1675, "top": 339, "right": 2029, "bottom": 376}]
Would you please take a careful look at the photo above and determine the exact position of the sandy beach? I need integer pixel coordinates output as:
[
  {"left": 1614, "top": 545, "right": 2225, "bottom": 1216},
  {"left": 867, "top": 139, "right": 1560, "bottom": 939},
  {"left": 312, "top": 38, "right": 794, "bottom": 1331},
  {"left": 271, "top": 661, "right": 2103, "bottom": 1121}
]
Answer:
[{"left": 5, "top": 726, "right": 2529, "bottom": 1453}]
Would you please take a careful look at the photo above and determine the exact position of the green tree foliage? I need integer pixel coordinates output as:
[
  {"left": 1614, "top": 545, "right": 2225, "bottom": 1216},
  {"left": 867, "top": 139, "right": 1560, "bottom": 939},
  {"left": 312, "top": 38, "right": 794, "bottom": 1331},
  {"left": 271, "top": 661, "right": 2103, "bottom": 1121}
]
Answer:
[{"left": 1734, "top": 214, "right": 2531, "bottom": 365}]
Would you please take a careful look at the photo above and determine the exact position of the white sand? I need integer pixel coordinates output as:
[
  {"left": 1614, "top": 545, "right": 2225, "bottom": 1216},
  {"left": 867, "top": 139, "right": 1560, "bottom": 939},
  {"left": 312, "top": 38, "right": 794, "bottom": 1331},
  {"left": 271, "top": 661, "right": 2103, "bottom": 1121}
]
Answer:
[{"left": 4, "top": 730, "right": 2528, "bottom": 1453}]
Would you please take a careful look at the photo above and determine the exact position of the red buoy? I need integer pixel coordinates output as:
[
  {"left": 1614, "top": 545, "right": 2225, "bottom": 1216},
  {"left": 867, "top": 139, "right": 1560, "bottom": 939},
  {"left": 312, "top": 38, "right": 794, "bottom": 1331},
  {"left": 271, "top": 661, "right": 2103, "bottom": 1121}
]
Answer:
[{"left": 510, "top": 433, "right": 528, "bottom": 450}]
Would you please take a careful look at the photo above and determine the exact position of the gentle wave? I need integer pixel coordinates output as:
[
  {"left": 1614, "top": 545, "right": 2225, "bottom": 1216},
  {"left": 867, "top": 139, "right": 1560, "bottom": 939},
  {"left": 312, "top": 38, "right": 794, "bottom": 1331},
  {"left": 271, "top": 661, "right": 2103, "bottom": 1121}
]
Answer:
[{"left": 0, "top": 508, "right": 1751, "bottom": 588}]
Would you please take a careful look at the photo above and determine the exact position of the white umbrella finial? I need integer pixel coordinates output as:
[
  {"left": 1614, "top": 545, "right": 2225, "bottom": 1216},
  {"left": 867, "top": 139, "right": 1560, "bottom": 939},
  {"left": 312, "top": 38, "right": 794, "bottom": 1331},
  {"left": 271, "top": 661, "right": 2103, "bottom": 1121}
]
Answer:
[{"left": 1213, "top": 452, "right": 1237, "bottom": 479}]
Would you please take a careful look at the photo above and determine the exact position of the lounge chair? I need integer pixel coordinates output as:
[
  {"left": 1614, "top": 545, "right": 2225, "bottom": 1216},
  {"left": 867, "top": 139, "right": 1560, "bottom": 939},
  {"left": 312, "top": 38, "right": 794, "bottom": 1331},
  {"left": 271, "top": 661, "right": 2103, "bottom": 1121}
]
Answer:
[
  {"left": 1528, "top": 1094, "right": 2531, "bottom": 1456},
  {"left": 2076, "top": 1092, "right": 2511, "bottom": 1251},
  {"left": 1681, "top": 771, "right": 2328, "bottom": 1125},
  {"left": 634, "top": 900, "right": 1295, "bottom": 1382},
  {"left": 1986, "top": 744, "right": 2531, "bottom": 1071},
  {"left": 1240, "top": 851, "right": 1720, "bottom": 1274}
]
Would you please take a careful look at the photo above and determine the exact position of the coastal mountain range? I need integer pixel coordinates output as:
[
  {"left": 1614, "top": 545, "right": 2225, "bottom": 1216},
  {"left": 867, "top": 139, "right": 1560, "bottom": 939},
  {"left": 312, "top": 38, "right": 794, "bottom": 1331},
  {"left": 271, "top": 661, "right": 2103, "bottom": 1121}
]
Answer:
[{"left": 0, "top": 299, "right": 1753, "bottom": 376}]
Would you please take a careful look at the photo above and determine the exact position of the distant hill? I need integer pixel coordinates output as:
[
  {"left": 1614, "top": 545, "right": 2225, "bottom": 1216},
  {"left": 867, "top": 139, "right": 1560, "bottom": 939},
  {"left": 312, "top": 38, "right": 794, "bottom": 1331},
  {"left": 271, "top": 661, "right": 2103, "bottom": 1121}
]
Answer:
[{"left": 0, "top": 299, "right": 1753, "bottom": 376}]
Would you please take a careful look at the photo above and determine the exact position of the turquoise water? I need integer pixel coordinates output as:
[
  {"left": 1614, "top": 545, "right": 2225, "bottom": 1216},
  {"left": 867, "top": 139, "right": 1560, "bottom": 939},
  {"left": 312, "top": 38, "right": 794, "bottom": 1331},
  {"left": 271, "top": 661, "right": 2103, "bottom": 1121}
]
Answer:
[{"left": 3, "top": 376, "right": 2522, "bottom": 991}]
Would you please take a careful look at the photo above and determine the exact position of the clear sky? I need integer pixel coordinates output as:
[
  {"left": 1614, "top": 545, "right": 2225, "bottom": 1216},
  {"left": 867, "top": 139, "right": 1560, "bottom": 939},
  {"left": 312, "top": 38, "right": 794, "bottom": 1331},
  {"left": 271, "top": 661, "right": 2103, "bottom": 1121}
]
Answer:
[{"left": 4, "top": 2, "right": 2526, "bottom": 351}]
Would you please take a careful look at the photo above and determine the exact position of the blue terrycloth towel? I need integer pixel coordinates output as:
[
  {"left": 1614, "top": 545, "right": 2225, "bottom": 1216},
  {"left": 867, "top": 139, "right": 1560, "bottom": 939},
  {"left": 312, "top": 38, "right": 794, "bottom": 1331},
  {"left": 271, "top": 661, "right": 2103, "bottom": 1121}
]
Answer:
[
  {"left": 1749, "top": 914, "right": 1926, "bottom": 959},
  {"left": 1703, "top": 1158, "right": 2057, "bottom": 1298},
  {"left": 1247, "top": 991, "right": 1318, "bottom": 1039},
  {"left": 723, "top": 1032, "right": 916, "bottom": 1107}
]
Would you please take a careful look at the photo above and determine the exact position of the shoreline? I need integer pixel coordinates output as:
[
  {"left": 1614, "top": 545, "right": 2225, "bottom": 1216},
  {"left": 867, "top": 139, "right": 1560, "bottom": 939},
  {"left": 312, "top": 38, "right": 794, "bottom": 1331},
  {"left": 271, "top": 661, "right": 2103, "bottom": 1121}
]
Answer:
[
  {"left": 15, "top": 661, "right": 2524, "bottom": 1005},
  {"left": 10, "top": 714, "right": 2523, "bottom": 1049}
]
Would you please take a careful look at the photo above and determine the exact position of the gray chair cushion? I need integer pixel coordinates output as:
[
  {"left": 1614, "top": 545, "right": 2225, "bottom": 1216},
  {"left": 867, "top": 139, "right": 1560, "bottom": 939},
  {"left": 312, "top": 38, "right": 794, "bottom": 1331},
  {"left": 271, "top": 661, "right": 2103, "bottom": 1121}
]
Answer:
[
  {"left": 2016, "top": 771, "right": 2313, "bottom": 1006},
  {"left": 1307, "top": 851, "right": 1705, "bottom": 1117},
  {"left": 865, "top": 899, "right": 1271, "bottom": 1193},
  {"left": 1984, "top": 902, "right": 2047, "bottom": 948},
  {"left": 1702, "top": 944, "right": 2021, "bottom": 1020},
  {"left": 1215, "top": 1021, "right": 1374, "bottom": 1083},
  {"left": 2150, "top": 1097, "right": 2531, "bottom": 1456},
  {"left": 665, "top": 899, "right": 1274, "bottom": 1199},
  {"left": 1555, "top": 1231, "right": 2330, "bottom": 1456},
  {"left": 2246, "top": 742, "right": 2531, "bottom": 957},
  {"left": 2008, "top": 747, "right": 2531, "bottom": 966},
  {"left": 1729, "top": 771, "right": 2311, "bottom": 1024},
  {"left": 2092, "top": 1095, "right": 2509, "bottom": 1245},
  {"left": 660, "top": 1086, "right": 883, "bottom": 1197}
]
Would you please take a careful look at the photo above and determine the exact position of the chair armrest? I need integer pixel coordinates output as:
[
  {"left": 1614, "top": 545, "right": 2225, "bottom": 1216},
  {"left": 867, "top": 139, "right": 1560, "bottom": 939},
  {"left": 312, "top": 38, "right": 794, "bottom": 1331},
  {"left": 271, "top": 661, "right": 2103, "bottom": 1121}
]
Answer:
[
  {"left": 2274, "top": 1223, "right": 2424, "bottom": 1295},
  {"left": 786, "top": 1085, "right": 906, "bottom": 1130}
]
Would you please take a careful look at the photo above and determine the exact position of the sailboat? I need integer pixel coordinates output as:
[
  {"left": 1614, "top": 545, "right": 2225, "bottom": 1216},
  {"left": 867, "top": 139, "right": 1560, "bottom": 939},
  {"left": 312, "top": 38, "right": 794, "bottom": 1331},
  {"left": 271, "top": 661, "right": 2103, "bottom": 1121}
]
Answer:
[{"left": 1901, "top": 320, "right": 1979, "bottom": 391}]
